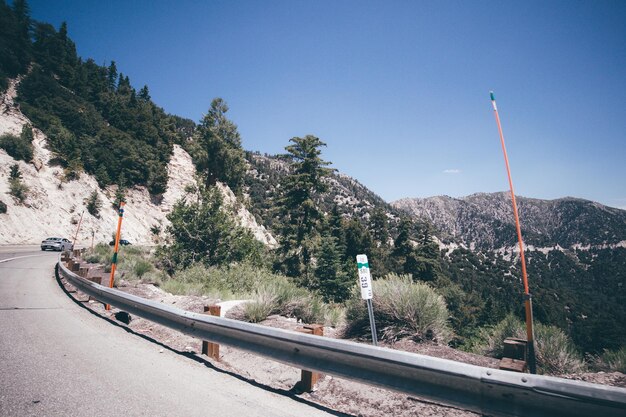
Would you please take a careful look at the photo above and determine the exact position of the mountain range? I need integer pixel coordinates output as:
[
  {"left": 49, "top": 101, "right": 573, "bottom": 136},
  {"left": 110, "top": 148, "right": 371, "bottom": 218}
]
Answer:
[{"left": 392, "top": 192, "right": 626, "bottom": 251}]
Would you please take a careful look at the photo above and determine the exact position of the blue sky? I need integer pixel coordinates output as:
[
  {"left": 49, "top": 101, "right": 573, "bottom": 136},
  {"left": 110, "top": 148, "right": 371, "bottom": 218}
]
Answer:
[{"left": 25, "top": 1, "right": 626, "bottom": 209}]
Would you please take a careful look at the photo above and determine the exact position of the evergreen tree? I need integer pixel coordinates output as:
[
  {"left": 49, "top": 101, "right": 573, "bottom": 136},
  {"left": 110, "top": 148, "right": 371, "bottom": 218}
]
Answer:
[
  {"left": 370, "top": 208, "right": 390, "bottom": 246},
  {"left": 85, "top": 189, "right": 101, "bottom": 217},
  {"left": 160, "top": 182, "right": 265, "bottom": 271},
  {"left": 107, "top": 61, "right": 117, "bottom": 90},
  {"left": 138, "top": 85, "right": 150, "bottom": 101},
  {"left": 277, "top": 135, "right": 333, "bottom": 283},
  {"left": 192, "top": 98, "right": 246, "bottom": 193},
  {"left": 315, "top": 234, "right": 352, "bottom": 303},
  {"left": 344, "top": 218, "right": 373, "bottom": 261}
]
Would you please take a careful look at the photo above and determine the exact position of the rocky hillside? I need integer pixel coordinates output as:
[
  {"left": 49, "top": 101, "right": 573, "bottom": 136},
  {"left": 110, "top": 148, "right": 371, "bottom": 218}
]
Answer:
[
  {"left": 245, "top": 152, "right": 435, "bottom": 238},
  {"left": 392, "top": 192, "right": 626, "bottom": 250},
  {"left": 0, "top": 80, "right": 275, "bottom": 247}
]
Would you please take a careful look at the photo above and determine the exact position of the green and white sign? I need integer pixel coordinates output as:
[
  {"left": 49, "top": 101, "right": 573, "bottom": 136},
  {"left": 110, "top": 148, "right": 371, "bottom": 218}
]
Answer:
[{"left": 356, "top": 254, "right": 373, "bottom": 300}]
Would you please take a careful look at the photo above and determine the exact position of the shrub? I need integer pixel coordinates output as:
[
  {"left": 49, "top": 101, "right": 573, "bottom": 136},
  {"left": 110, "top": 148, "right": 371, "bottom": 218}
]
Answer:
[
  {"left": 133, "top": 259, "right": 154, "bottom": 278},
  {"left": 344, "top": 273, "right": 452, "bottom": 344},
  {"left": 242, "top": 275, "right": 327, "bottom": 324},
  {"left": 170, "top": 262, "right": 278, "bottom": 298},
  {"left": 9, "top": 178, "right": 29, "bottom": 203},
  {"left": 324, "top": 304, "right": 346, "bottom": 328},
  {"left": 592, "top": 347, "right": 626, "bottom": 373},
  {"left": 86, "top": 190, "right": 101, "bottom": 217},
  {"left": 535, "top": 323, "right": 586, "bottom": 374},
  {"left": 474, "top": 314, "right": 525, "bottom": 358},
  {"left": 84, "top": 243, "right": 113, "bottom": 265},
  {"left": 0, "top": 200, "right": 6, "bottom": 214},
  {"left": 9, "top": 163, "right": 21, "bottom": 179},
  {"left": 474, "top": 314, "right": 586, "bottom": 375},
  {"left": 242, "top": 288, "right": 277, "bottom": 323},
  {"left": 0, "top": 126, "right": 34, "bottom": 162}
]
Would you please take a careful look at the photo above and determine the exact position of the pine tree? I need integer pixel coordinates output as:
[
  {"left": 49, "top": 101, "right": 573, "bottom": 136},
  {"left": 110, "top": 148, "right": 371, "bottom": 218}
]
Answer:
[
  {"left": 160, "top": 182, "right": 265, "bottom": 271},
  {"left": 316, "top": 234, "right": 353, "bottom": 303},
  {"left": 277, "top": 135, "right": 333, "bottom": 282},
  {"left": 370, "top": 208, "right": 389, "bottom": 246},
  {"left": 138, "top": 85, "right": 150, "bottom": 101},
  {"left": 192, "top": 98, "right": 246, "bottom": 193},
  {"left": 107, "top": 61, "right": 117, "bottom": 90}
]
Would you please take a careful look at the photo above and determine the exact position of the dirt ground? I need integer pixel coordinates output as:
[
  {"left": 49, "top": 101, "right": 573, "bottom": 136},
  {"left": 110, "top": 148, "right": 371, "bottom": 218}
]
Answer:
[{"left": 61, "top": 275, "right": 625, "bottom": 417}]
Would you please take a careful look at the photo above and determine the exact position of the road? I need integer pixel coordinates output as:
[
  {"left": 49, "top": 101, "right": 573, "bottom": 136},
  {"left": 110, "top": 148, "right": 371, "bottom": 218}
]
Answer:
[{"left": 0, "top": 248, "right": 338, "bottom": 417}]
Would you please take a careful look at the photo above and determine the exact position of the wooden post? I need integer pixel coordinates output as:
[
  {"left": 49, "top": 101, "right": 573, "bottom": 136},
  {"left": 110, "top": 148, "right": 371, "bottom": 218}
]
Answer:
[
  {"left": 499, "top": 337, "right": 528, "bottom": 372},
  {"left": 297, "top": 324, "right": 324, "bottom": 392},
  {"left": 70, "top": 261, "right": 80, "bottom": 272},
  {"left": 201, "top": 305, "right": 221, "bottom": 360}
]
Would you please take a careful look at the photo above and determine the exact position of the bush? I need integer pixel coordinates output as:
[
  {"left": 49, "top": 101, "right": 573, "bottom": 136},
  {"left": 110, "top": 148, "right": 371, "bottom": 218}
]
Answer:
[
  {"left": 474, "top": 314, "right": 586, "bottom": 375},
  {"left": 84, "top": 243, "right": 113, "bottom": 265},
  {"left": 473, "top": 314, "right": 525, "bottom": 358},
  {"left": 0, "top": 126, "right": 34, "bottom": 162},
  {"left": 85, "top": 190, "right": 101, "bottom": 217},
  {"left": 171, "top": 262, "right": 274, "bottom": 297},
  {"left": 242, "top": 275, "right": 327, "bottom": 324},
  {"left": 592, "top": 347, "right": 626, "bottom": 373},
  {"left": 344, "top": 273, "right": 452, "bottom": 344},
  {"left": 0, "top": 200, "right": 6, "bottom": 214},
  {"left": 535, "top": 323, "right": 586, "bottom": 374},
  {"left": 133, "top": 259, "right": 153, "bottom": 278},
  {"left": 9, "top": 178, "right": 29, "bottom": 203}
]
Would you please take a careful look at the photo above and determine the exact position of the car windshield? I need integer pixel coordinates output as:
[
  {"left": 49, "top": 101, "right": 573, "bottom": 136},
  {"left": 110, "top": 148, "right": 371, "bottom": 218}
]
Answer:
[{"left": 45, "top": 237, "right": 62, "bottom": 241}]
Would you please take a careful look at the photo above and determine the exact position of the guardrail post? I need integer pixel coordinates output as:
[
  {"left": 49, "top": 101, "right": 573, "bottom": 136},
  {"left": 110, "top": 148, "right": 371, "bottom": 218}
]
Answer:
[
  {"left": 78, "top": 266, "right": 89, "bottom": 278},
  {"left": 201, "top": 305, "right": 221, "bottom": 360},
  {"left": 297, "top": 324, "right": 324, "bottom": 392},
  {"left": 70, "top": 260, "right": 80, "bottom": 273},
  {"left": 499, "top": 337, "right": 528, "bottom": 372}
]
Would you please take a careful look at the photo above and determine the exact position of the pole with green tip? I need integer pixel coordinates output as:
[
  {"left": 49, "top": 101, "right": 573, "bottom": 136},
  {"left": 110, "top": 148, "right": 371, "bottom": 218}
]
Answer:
[{"left": 490, "top": 91, "right": 537, "bottom": 374}]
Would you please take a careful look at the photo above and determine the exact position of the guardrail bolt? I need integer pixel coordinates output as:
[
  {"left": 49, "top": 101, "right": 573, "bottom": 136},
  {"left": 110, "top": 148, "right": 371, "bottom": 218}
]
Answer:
[
  {"left": 296, "top": 324, "right": 324, "bottom": 392},
  {"left": 201, "top": 305, "right": 221, "bottom": 361}
]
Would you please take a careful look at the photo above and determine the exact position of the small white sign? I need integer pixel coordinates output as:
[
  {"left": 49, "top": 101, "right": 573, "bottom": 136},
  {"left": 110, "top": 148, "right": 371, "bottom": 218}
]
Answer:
[{"left": 356, "top": 254, "right": 373, "bottom": 300}]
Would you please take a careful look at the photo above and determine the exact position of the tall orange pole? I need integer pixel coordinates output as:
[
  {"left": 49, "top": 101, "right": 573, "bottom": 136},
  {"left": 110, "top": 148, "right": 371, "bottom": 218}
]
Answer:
[
  {"left": 490, "top": 91, "right": 537, "bottom": 374},
  {"left": 106, "top": 202, "right": 126, "bottom": 311}
]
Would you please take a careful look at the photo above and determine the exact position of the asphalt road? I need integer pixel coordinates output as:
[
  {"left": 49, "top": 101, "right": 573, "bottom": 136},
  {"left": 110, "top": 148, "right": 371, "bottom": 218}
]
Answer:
[{"left": 0, "top": 249, "right": 337, "bottom": 417}]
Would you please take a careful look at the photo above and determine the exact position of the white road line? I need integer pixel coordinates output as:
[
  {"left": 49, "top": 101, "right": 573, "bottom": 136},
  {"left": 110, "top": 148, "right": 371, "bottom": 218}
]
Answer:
[{"left": 0, "top": 254, "right": 50, "bottom": 264}]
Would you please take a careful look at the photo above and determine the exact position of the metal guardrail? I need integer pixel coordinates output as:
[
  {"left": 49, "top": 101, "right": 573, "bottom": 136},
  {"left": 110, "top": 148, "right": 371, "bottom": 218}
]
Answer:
[{"left": 57, "top": 259, "right": 626, "bottom": 417}]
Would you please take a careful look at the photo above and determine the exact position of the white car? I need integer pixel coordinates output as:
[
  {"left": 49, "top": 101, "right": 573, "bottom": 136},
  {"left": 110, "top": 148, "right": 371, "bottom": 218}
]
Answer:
[{"left": 41, "top": 237, "right": 74, "bottom": 252}]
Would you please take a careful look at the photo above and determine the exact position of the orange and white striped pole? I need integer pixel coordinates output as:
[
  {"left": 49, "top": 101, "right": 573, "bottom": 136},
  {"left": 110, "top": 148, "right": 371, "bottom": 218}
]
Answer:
[
  {"left": 490, "top": 91, "right": 537, "bottom": 374},
  {"left": 106, "top": 201, "right": 126, "bottom": 311}
]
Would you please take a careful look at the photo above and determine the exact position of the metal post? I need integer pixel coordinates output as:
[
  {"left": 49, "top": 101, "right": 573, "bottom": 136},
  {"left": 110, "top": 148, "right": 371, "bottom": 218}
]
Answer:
[{"left": 366, "top": 299, "right": 378, "bottom": 346}]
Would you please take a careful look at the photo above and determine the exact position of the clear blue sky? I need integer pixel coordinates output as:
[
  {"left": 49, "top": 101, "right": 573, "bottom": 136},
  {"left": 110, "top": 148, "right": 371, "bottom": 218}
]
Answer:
[{"left": 25, "top": 0, "right": 626, "bottom": 209}]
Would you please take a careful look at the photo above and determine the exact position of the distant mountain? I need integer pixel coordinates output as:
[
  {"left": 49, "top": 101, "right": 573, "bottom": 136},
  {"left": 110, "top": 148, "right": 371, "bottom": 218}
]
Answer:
[
  {"left": 392, "top": 192, "right": 626, "bottom": 250},
  {"left": 393, "top": 192, "right": 626, "bottom": 353}
]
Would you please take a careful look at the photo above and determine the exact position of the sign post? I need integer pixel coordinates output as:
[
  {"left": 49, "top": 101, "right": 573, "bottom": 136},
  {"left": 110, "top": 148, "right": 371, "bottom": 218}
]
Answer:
[{"left": 356, "top": 254, "right": 378, "bottom": 346}]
